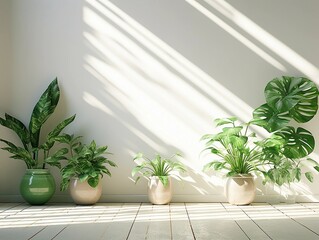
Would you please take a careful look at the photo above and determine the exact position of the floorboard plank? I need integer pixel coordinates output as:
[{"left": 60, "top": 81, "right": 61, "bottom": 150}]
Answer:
[
  {"left": 246, "top": 203, "right": 319, "bottom": 240},
  {"left": 274, "top": 204, "right": 319, "bottom": 237},
  {"left": 1, "top": 202, "right": 319, "bottom": 239},
  {"left": 100, "top": 203, "right": 140, "bottom": 239},
  {"left": 0, "top": 226, "right": 44, "bottom": 240},
  {"left": 128, "top": 203, "right": 171, "bottom": 240},
  {"left": 186, "top": 203, "right": 249, "bottom": 240},
  {"left": 170, "top": 203, "right": 194, "bottom": 240},
  {"left": 223, "top": 204, "right": 271, "bottom": 240},
  {"left": 29, "top": 225, "right": 67, "bottom": 240},
  {"left": 52, "top": 203, "right": 125, "bottom": 240}
]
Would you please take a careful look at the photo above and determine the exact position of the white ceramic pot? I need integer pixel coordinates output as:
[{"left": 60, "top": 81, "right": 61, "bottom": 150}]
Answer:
[
  {"left": 69, "top": 178, "right": 102, "bottom": 205},
  {"left": 225, "top": 174, "right": 255, "bottom": 205},
  {"left": 148, "top": 176, "right": 172, "bottom": 205}
]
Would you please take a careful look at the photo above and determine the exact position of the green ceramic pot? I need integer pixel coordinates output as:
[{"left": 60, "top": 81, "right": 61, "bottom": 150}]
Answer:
[{"left": 20, "top": 169, "right": 56, "bottom": 205}]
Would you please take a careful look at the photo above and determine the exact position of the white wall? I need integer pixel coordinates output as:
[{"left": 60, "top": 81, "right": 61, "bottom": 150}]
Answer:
[
  {"left": 0, "top": 0, "right": 18, "bottom": 200},
  {"left": 0, "top": 0, "right": 12, "bottom": 111},
  {"left": 1, "top": 0, "right": 319, "bottom": 202}
]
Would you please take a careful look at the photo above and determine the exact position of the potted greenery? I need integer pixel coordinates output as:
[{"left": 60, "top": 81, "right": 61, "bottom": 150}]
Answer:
[
  {"left": 201, "top": 117, "right": 265, "bottom": 205},
  {"left": 59, "top": 134, "right": 117, "bottom": 205},
  {"left": 202, "top": 76, "right": 319, "bottom": 205},
  {"left": 252, "top": 76, "right": 319, "bottom": 187},
  {"left": 132, "top": 153, "right": 186, "bottom": 205},
  {"left": 0, "top": 78, "right": 75, "bottom": 205}
]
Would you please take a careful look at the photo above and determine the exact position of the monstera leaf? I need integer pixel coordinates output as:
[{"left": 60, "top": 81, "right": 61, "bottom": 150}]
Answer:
[
  {"left": 252, "top": 104, "right": 290, "bottom": 132},
  {"left": 275, "top": 126, "right": 314, "bottom": 159},
  {"left": 265, "top": 76, "right": 318, "bottom": 123},
  {"left": 253, "top": 76, "right": 318, "bottom": 132}
]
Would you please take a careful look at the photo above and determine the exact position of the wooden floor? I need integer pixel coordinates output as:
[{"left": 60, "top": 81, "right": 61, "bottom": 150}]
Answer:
[{"left": 0, "top": 202, "right": 319, "bottom": 240}]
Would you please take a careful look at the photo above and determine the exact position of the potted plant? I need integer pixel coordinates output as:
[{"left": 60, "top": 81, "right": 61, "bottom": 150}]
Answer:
[
  {"left": 201, "top": 117, "right": 265, "bottom": 205},
  {"left": 132, "top": 153, "right": 186, "bottom": 205},
  {"left": 252, "top": 76, "right": 319, "bottom": 187},
  {"left": 0, "top": 78, "right": 75, "bottom": 205},
  {"left": 59, "top": 134, "right": 117, "bottom": 205},
  {"left": 202, "top": 76, "right": 319, "bottom": 205},
  {"left": 251, "top": 76, "right": 319, "bottom": 202}
]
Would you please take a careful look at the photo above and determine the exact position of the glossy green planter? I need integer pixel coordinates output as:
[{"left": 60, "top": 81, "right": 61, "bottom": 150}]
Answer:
[{"left": 20, "top": 169, "right": 56, "bottom": 205}]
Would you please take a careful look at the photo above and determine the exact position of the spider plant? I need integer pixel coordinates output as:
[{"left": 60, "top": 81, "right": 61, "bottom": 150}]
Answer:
[{"left": 132, "top": 153, "right": 186, "bottom": 187}]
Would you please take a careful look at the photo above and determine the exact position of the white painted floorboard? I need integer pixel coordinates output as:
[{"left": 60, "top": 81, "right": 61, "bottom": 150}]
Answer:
[{"left": 0, "top": 202, "right": 319, "bottom": 240}]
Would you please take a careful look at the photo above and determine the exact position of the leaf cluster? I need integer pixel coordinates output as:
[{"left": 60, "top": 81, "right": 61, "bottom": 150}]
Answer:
[
  {"left": 59, "top": 134, "right": 117, "bottom": 191},
  {"left": 0, "top": 78, "right": 75, "bottom": 169},
  {"left": 252, "top": 76, "right": 319, "bottom": 185},
  {"left": 201, "top": 117, "right": 263, "bottom": 176},
  {"left": 131, "top": 153, "right": 186, "bottom": 187},
  {"left": 202, "top": 76, "right": 319, "bottom": 186}
]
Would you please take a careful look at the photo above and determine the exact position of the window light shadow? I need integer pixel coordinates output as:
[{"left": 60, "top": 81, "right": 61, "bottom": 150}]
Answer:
[
  {"left": 192, "top": 0, "right": 319, "bottom": 83},
  {"left": 82, "top": 0, "right": 257, "bottom": 194},
  {"left": 1, "top": 203, "right": 319, "bottom": 230},
  {"left": 77, "top": 0, "right": 319, "bottom": 199}
]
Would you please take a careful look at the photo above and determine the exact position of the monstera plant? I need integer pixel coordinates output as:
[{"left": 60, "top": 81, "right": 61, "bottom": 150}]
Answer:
[
  {"left": 0, "top": 78, "right": 75, "bottom": 204},
  {"left": 252, "top": 76, "right": 319, "bottom": 185}
]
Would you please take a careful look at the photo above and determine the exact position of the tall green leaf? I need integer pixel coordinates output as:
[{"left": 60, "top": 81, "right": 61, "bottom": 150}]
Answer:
[
  {"left": 0, "top": 113, "right": 30, "bottom": 150},
  {"left": 41, "top": 114, "right": 76, "bottom": 150},
  {"left": 29, "top": 78, "right": 60, "bottom": 148},
  {"left": 0, "top": 139, "right": 35, "bottom": 168}
]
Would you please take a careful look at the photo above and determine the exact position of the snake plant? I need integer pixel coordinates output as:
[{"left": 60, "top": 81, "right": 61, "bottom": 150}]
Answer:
[{"left": 0, "top": 78, "right": 75, "bottom": 169}]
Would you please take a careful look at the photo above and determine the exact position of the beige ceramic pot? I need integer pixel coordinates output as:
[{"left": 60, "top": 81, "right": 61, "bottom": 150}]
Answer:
[
  {"left": 225, "top": 174, "right": 256, "bottom": 205},
  {"left": 69, "top": 178, "right": 102, "bottom": 205},
  {"left": 148, "top": 176, "right": 172, "bottom": 205}
]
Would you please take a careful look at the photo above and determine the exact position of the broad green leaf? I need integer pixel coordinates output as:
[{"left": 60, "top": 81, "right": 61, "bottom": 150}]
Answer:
[
  {"left": 0, "top": 113, "right": 30, "bottom": 150},
  {"left": 29, "top": 78, "right": 60, "bottom": 148},
  {"left": 265, "top": 76, "right": 318, "bottom": 123},
  {"left": 229, "top": 136, "right": 247, "bottom": 149},
  {"left": 88, "top": 177, "right": 99, "bottom": 188},
  {"left": 275, "top": 126, "right": 314, "bottom": 159},
  {"left": 252, "top": 104, "right": 290, "bottom": 132},
  {"left": 0, "top": 139, "right": 35, "bottom": 168},
  {"left": 79, "top": 174, "right": 89, "bottom": 182},
  {"left": 222, "top": 126, "right": 243, "bottom": 136},
  {"left": 43, "top": 114, "right": 76, "bottom": 149},
  {"left": 214, "top": 117, "right": 237, "bottom": 127}
]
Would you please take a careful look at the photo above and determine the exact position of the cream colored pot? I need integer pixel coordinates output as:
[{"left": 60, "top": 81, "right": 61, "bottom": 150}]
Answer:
[
  {"left": 225, "top": 174, "right": 255, "bottom": 205},
  {"left": 148, "top": 176, "right": 172, "bottom": 205},
  {"left": 69, "top": 178, "right": 102, "bottom": 205}
]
